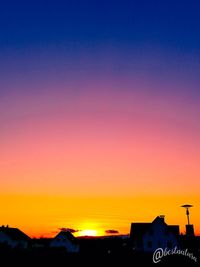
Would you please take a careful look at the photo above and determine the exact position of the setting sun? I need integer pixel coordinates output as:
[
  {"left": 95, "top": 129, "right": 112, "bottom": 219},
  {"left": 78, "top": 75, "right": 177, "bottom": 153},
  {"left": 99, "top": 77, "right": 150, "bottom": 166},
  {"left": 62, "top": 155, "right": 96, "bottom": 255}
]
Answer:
[
  {"left": 78, "top": 229, "right": 97, "bottom": 236},
  {"left": 75, "top": 221, "right": 105, "bottom": 237}
]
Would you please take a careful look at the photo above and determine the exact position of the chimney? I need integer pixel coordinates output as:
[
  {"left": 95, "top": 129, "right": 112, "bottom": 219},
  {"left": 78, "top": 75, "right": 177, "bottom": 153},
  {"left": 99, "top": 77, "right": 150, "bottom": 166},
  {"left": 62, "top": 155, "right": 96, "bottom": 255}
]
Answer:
[{"left": 159, "top": 215, "right": 165, "bottom": 223}]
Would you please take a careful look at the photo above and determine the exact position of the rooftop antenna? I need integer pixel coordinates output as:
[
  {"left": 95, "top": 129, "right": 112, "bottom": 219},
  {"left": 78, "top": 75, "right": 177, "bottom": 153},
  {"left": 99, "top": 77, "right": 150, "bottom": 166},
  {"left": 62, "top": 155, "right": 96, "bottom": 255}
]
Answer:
[{"left": 181, "top": 204, "right": 193, "bottom": 225}]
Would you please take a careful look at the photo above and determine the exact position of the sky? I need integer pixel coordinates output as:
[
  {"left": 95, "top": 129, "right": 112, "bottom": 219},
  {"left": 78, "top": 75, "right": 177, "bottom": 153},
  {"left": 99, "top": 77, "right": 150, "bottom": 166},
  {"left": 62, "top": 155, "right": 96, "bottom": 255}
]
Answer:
[{"left": 0, "top": 0, "right": 200, "bottom": 237}]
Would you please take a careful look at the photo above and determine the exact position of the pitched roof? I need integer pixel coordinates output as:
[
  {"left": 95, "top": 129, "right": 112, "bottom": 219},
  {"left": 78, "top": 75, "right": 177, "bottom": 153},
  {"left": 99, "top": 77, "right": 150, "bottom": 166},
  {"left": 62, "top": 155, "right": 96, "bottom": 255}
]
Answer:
[
  {"left": 130, "top": 216, "right": 180, "bottom": 241},
  {"left": 54, "top": 231, "right": 78, "bottom": 243},
  {"left": 0, "top": 226, "right": 31, "bottom": 241},
  {"left": 152, "top": 216, "right": 166, "bottom": 225}
]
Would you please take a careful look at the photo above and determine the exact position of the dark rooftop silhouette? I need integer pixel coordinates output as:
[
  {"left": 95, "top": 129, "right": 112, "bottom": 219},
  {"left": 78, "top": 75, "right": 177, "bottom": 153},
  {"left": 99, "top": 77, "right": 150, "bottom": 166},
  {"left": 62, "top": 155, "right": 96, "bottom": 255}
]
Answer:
[{"left": 0, "top": 226, "right": 30, "bottom": 241}]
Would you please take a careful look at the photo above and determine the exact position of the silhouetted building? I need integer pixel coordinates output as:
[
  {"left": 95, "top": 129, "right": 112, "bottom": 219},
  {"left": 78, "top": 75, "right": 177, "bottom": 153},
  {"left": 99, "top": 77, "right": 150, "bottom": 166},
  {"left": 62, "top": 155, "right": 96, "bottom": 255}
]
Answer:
[
  {"left": 0, "top": 225, "right": 30, "bottom": 249},
  {"left": 186, "top": 224, "right": 195, "bottom": 236},
  {"left": 130, "top": 216, "right": 180, "bottom": 252},
  {"left": 50, "top": 231, "right": 79, "bottom": 253}
]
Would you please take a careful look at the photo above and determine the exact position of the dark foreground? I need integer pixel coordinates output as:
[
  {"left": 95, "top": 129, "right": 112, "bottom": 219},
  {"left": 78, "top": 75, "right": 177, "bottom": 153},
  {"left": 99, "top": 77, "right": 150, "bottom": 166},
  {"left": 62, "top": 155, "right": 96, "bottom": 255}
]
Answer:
[{"left": 0, "top": 248, "right": 199, "bottom": 267}]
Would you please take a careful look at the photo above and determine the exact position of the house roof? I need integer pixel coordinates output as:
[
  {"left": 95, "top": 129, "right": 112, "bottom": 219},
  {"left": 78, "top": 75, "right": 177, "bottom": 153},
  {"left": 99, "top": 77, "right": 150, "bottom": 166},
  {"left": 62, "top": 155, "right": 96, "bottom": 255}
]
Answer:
[
  {"left": 54, "top": 231, "right": 78, "bottom": 243},
  {"left": 0, "top": 226, "right": 31, "bottom": 241},
  {"left": 130, "top": 216, "right": 180, "bottom": 241},
  {"left": 151, "top": 216, "right": 179, "bottom": 235}
]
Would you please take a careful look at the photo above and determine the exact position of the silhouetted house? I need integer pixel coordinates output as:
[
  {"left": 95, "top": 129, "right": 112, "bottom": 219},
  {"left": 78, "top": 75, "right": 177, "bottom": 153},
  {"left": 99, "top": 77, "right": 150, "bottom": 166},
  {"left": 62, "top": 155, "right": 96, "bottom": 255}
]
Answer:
[
  {"left": 130, "top": 216, "right": 180, "bottom": 252},
  {"left": 50, "top": 231, "right": 79, "bottom": 253},
  {"left": 0, "top": 225, "right": 30, "bottom": 249}
]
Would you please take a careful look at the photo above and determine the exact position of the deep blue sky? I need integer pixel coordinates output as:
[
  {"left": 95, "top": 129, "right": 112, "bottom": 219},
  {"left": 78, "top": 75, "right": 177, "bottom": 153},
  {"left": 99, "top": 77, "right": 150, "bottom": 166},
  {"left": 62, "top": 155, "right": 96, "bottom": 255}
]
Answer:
[
  {"left": 0, "top": 0, "right": 200, "bottom": 100},
  {"left": 0, "top": 0, "right": 200, "bottom": 52}
]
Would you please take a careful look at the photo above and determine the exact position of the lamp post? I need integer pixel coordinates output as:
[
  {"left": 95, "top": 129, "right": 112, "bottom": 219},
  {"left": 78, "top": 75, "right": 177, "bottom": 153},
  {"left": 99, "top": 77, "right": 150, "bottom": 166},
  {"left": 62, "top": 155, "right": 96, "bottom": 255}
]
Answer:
[{"left": 181, "top": 204, "right": 193, "bottom": 225}]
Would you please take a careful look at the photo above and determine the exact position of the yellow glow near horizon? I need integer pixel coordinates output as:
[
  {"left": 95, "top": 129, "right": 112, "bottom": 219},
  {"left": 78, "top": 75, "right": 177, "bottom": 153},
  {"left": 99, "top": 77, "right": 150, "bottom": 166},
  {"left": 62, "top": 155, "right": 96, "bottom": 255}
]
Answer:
[
  {"left": 0, "top": 194, "right": 200, "bottom": 238},
  {"left": 74, "top": 221, "right": 105, "bottom": 237},
  {"left": 78, "top": 229, "right": 98, "bottom": 236}
]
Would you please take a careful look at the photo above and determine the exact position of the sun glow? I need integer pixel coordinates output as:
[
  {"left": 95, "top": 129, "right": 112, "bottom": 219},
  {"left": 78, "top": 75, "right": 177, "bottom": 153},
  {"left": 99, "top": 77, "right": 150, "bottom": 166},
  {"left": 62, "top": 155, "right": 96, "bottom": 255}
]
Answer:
[
  {"left": 75, "top": 221, "right": 105, "bottom": 237},
  {"left": 79, "top": 229, "right": 98, "bottom": 236}
]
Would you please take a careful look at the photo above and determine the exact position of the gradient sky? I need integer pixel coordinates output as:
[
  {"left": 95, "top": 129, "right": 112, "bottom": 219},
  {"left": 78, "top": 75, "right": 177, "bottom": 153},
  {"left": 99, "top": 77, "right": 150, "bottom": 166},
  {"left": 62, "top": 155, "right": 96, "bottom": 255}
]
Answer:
[{"left": 0, "top": 0, "right": 200, "bottom": 237}]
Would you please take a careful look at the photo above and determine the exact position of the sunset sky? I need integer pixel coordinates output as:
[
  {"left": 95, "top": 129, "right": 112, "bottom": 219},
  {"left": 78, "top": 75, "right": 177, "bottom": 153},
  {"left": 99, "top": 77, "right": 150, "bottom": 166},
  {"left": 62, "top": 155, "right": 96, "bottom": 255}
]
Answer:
[{"left": 0, "top": 0, "right": 200, "bottom": 237}]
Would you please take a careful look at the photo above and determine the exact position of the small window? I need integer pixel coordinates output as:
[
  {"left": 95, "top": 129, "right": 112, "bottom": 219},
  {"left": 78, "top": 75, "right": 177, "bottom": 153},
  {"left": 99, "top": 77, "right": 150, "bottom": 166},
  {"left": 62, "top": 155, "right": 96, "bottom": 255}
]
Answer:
[{"left": 147, "top": 241, "right": 152, "bottom": 248}]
